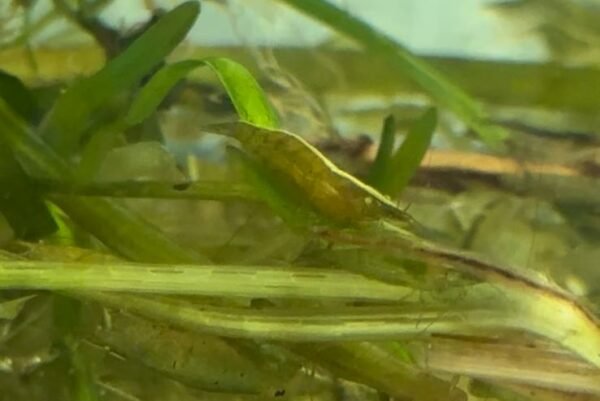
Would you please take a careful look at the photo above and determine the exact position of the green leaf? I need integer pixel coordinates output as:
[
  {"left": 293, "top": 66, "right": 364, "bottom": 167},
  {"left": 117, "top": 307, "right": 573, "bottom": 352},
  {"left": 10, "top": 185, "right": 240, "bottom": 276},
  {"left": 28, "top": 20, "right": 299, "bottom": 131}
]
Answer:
[
  {"left": 53, "top": 294, "right": 101, "bottom": 401},
  {"left": 382, "top": 107, "right": 437, "bottom": 197},
  {"left": 0, "top": 145, "right": 58, "bottom": 240},
  {"left": 367, "top": 114, "right": 396, "bottom": 190},
  {"left": 125, "top": 60, "right": 202, "bottom": 126},
  {"left": 0, "top": 98, "right": 209, "bottom": 264},
  {"left": 93, "top": 311, "right": 280, "bottom": 394},
  {"left": 203, "top": 58, "right": 279, "bottom": 128},
  {"left": 277, "top": 0, "right": 507, "bottom": 148},
  {"left": 126, "top": 57, "right": 279, "bottom": 128},
  {"left": 53, "top": 294, "right": 83, "bottom": 339},
  {"left": 67, "top": 342, "right": 100, "bottom": 401},
  {"left": 292, "top": 343, "right": 464, "bottom": 401},
  {"left": 40, "top": 1, "right": 200, "bottom": 157},
  {"left": 0, "top": 294, "right": 36, "bottom": 320},
  {"left": 0, "top": 70, "right": 41, "bottom": 122},
  {"left": 0, "top": 71, "right": 57, "bottom": 239},
  {"left": 75, "top": 121, "right": 127, "bottom": 182}
]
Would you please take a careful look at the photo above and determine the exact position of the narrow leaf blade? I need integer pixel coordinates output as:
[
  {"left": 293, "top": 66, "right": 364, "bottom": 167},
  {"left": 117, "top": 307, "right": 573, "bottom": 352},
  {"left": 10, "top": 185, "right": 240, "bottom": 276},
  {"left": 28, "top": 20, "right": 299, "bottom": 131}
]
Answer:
[
  {"left": 367, "top": 114, "right": 396, "bottom": 190},
  {"left": 127, "top": 57, "right": 279, "bottom": 129},
  {"left": 126, "top": 59, "right": 203, "bottom": 126},
  {"left": 0, "top": 72, "right": 57, "bottom": 239},
  {"left": 384, "top": 107, "right": 437, "bottom": 197},
  {"left": 40, "top": 1, "right": 200, "bottom": 156},
  {"left": 203, "top": 57, "right": 279, "bottom": 128}
]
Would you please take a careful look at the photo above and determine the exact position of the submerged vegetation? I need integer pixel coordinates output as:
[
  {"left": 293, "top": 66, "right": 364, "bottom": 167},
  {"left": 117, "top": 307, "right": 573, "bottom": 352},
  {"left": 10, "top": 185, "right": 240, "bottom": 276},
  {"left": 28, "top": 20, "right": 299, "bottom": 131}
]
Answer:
[{"left": 0, "top": 1, "right": 599, "bottom": 400}]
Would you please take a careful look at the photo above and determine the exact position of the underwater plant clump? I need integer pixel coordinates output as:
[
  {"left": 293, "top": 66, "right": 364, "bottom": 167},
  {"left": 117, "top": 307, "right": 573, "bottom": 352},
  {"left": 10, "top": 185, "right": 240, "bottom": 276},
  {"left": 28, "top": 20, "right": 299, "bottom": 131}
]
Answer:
[{"left": 0, "top": 1, "right": 599, "bottom": 400}]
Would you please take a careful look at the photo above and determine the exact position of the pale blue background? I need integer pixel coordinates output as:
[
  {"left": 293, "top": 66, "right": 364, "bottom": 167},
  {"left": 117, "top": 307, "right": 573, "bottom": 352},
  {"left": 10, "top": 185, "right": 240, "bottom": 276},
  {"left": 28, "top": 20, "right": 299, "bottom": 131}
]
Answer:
[{"left": 28, "top": 0, "right": 548, "bottom": 62}]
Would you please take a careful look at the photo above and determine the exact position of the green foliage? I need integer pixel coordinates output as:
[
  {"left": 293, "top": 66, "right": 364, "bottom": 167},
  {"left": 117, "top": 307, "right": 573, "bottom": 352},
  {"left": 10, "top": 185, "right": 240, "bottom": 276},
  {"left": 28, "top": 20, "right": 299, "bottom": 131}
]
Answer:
[
  {"left": 0, "top": 144, "right": 58, "bottom": 239},
  {"left": 40, "top": 1, "right": 200, "bottom": 157},
  {"left": 0, "top": 97, "right": 208, "bottom": 263},
  {"left": 0, "top": 70, "right": 41, "bottom": 122},
  {"left": 202, "top": 58, "right": 279, "bottom": 128},
  {"left": 126, "top": 57, "right": 279, "bottom": 128},
  {"left": 378, "top": 108, "right": 437, "bottom": 197},
  {"left": 367, "top": 114, "right": 396, "bottom": 190},
  {"left": 93, "top": 311, "right": 284, "bottom": 394},
  {"left": 0, "top": 294, "right": 36, "bottom": 320},
  {"left": 53, "top": 294, "right": 100, "bottom": 401},
  {"left": 0, "top": 71, "right": 57, "bottom": 240}
]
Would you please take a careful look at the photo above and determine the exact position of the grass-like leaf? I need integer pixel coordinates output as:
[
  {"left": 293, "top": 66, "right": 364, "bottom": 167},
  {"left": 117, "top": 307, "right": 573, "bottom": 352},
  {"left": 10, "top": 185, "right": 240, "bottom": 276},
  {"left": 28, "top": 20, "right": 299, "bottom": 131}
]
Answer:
[
  {"left": 0, "top": 98, "right": 208, "bottom": 263},
  {"left": 367, "top": 114, "right": 396, "bottom": 191},
  {"left": 126, "top": 57, "right": 279, "bottom": 128},
  {"left": 0, "top": 259, "right": 415, "bottom": 301},
  {"left": 93, "top": 311, "right": 283, "bottom": 394},
  {"left": 325, "top": 220, "right": 600, "bottom": 369},
  {"left": 381, "top": 107, "right": 437, "bottom": 197},
  {"left": 292, "top": 343, "right": 466, "bottom": 401},
  {"left": 40, "top": 1, "right": 200, "bottom": 157},
  {"left": 77, "top": 290, "right": 494, "bottom": 342},
  {"left": 0, "top": 71, "right": 57, "bottom": 239},
  {"left": 40, "top": 179, "right": 259, "bottom": 201},
  {"left": 0, "top": 145, "right": 58, "bottom": 240},
  {"left": 203, "top": 58, "right": 279, "bottom": 127},
  {"left": 0, "top": 294, "right": 36, "bottom": 320},
  {"left": 0, "top": 70, "right": 41, "bottom": 122}
]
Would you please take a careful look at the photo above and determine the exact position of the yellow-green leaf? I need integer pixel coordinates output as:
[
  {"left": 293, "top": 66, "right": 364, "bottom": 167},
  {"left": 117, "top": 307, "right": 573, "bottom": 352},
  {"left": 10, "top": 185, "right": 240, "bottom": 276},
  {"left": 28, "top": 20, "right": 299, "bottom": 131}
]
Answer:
[{"left": 126, "top": 57, "right": 279, "bottom": 128}]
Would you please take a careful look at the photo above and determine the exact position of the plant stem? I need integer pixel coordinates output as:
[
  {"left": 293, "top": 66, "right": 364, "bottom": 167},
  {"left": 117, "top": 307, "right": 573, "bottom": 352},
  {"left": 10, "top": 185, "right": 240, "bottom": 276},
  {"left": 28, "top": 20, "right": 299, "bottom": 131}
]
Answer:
[
  {"left": 75, "top": 291, "right": 509, "bottom": 342},
  {"left": 40, "top": 179, "right": 259, "bottom": 202},
  {"left": 0, "top": 260, "right": 416, "bottom": 302}
]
